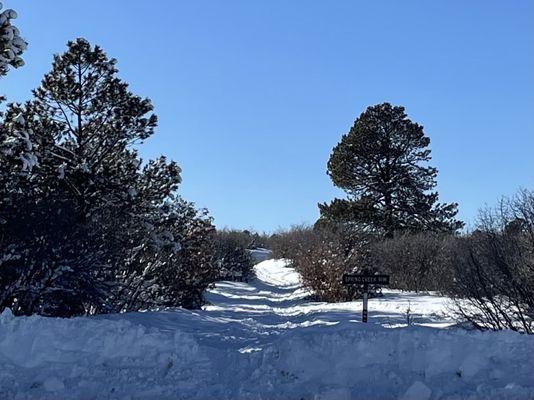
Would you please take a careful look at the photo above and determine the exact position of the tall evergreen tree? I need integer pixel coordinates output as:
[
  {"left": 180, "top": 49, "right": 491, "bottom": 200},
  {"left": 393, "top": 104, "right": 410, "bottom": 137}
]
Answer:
[
  {"left": 318, "top": 103, "right": 463, "bottom": 238},
  {"left": 30, "top": 38, "right": 166, "bottom": 215}
]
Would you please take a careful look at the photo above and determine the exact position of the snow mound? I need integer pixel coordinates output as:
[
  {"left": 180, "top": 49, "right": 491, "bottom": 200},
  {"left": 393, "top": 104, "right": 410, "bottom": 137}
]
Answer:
[
  {"left": 254, "top": 258, "right": 301, "bottom": 287},
  {"left": 0, "top": 259, "right": 532, "bottom": 399}
]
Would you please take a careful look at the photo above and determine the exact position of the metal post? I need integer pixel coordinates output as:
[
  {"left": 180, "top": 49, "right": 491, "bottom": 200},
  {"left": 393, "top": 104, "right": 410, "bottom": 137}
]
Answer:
[{"left": 362, "top": 283, "right": 368, "bottom": 323}]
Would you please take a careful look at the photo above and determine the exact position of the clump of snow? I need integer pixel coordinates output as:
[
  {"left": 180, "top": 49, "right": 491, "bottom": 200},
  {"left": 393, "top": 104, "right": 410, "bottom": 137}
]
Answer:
[
  {"left": 254, "top": 258, "right": 301, "bottom": 287},
  {"left": 400, "top": 381, "right": 431, "bottom": 400},
  {"left": 0, "top": 3, "right": 27, "bottom": 74},
  {"left": 247, "top": 248, "right": 272, "bottom": 263},
  {"left": 0, "top": 259, "right": 532, "bottom": 399},
  {"left": 42, "top": 377, "right": 64, "bottom": 392}
]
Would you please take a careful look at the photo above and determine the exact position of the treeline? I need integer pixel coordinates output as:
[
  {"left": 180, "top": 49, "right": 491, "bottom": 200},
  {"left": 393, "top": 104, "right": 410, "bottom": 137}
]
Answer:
[
  {"left": 214, "top": 229, "right": 268, "bottom": 282},
  {"left": 269, "top": 190, "right": 534, "bottom": 334},
  {"left": 0, "top": 11, "right": 256, "bottom": 317},
  {"left": 268, "top": 101, "right": 533, "bottom": 334}
]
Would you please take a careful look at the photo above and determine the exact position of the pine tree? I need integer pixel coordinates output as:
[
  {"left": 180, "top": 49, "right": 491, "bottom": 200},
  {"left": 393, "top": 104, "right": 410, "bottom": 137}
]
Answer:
[
  {"left": 0, "top": 2, "right": 28, "bottom": 197},
  {"left": 0, "top": 38, "right": 218, "bottom": 316},
  {"left": 0, "top": 2, "right": 26, "bottom": 78},
  {"left": 30, "top": 38, "right": 164, "bottom": 216},
  {"left": 318, "top": 103, "right": 463, "bottom": 238},
  {"left": 117, "top": 198, "right": 217, "bottom": 311}
]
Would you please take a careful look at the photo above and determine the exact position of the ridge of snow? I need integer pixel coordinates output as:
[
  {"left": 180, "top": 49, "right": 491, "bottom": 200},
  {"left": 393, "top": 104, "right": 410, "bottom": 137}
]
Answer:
[{"left": 0, "top": 259, "right": 532, "bottom": 399}]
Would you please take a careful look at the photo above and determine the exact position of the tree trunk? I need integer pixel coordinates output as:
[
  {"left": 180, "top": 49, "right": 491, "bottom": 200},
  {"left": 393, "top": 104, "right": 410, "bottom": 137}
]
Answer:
[{"left": 384, "top": 191, "right": 394, "bottom": 238}]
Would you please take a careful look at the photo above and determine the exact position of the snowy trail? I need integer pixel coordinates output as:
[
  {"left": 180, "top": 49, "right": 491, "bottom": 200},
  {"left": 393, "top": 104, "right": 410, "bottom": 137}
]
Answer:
[
  {"left": 116, "top": 259, "right": 451, "bottom": 349},
  {"left": 0, "top": 259, "right": 533, "bottom": 399}
]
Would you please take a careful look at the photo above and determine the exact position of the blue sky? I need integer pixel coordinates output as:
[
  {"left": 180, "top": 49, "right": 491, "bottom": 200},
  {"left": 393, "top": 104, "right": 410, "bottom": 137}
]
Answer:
[{"left": 3, "top": 1, "right": 533, "bottom": 232}]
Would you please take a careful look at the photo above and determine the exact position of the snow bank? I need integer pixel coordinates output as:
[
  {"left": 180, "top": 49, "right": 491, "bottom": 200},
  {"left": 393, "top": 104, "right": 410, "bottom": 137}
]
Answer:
[
  {"left": 0, "top": 309, "right": 532, "bottom": 399},
  {"left": 0, "top": 309, "right": 206, "bottom": 399},
  {"left": 267, "top": 324, "right": 534, "bottom": 400},
  {"left": 0, "top": 259, "right": 533, "bottom": 399},
  {"left": 254, "top": 258, "right": 301, "bottom": 287}
]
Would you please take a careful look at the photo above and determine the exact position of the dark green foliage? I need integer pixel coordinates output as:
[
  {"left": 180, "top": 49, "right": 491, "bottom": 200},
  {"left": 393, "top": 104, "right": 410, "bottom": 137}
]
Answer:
[
  {"left": 215, "top": 229, "right": 267, "bottom": 251},
  {"left": 319, "top": 103, "right": 463, "bottom": 238},
  {"left": 29, "top": 38, "right": 164, "bottom": 217},
  {"left": 0, "top": 4, "right": 26, "bottom": 78},
  {"left": 214, "top": 230, "right": 255, "bottom": 282},
  {"left": 115, "top": 198, "right": 217, "bottom": 311},
  {"left": 0, "top": 38, "right": 217, "bottom": 316},
  {"left": 0, "top": 193, "right": 114, "bottom": 316}
]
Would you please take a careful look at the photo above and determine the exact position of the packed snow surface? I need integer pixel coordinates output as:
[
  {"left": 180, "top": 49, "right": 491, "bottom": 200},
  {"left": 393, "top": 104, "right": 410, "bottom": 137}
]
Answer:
[{"left": 0, "top": 259, "right": 533, "bottom": 399}]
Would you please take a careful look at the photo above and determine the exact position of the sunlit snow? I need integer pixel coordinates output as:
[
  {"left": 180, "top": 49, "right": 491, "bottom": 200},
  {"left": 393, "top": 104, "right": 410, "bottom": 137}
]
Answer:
[{"left": 0, "top": 259, "right": 532, "bottom": 399}]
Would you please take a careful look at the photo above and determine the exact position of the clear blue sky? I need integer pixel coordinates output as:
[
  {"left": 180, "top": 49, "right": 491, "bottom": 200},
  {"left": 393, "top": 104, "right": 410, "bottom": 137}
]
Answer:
[{"left": 3, "top": 1, "right": 533, "bottom": 232}]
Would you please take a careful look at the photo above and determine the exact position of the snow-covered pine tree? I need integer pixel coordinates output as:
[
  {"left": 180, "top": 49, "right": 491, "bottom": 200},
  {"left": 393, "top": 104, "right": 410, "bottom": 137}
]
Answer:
[
  {"left": 0, "top": 38, "right": 218, "bottom": 316},
  {"left": 0, "top": 2, "right": 26, "bottom": 78},
  {"left": 0, "top": 2, "right": 29, "bottom": 201},
  {"left": 115, "top": 197, "right": 218, "bottom": 311}
]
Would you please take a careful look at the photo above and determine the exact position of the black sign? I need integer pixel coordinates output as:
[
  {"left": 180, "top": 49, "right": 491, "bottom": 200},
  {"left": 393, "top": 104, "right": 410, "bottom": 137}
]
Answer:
[{"left": 342, "top": 274, "right": 390, "bottom": 285}]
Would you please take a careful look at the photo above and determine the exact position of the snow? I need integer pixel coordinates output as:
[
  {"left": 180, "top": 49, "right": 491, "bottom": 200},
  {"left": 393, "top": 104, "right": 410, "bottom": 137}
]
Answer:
[
  {"left": 0, "top": 259, "right": 533, "bottom": 399},
  {"left": 401, "top": 381, "right": 431, "bottom": 400},
  {"left": 42, "top": 377, "right": 64, "bottom": 392},
  {"left": 247, "top": 247, "right": 273, "bottom": 263},
  {"left": 253, "top": 258, "right": 300, "bottom": 286},
  {"left": 0, "top": 3, "right": 26, "bottom": 73}
]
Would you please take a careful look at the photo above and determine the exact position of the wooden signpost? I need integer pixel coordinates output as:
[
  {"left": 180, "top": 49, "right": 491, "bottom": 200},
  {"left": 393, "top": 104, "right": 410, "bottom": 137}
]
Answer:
[{"left": 342, "top": 274, "right": 390, "bottom": 323}]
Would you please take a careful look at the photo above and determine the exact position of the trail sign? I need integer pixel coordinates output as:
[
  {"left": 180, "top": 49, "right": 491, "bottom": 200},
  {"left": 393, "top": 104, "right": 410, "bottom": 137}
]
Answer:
[
  {"left": 342, "top": 273, "right": 390, "bottom": 323},
  {"left": 342, "top": 274, "right": 390, "bottom": 285}
]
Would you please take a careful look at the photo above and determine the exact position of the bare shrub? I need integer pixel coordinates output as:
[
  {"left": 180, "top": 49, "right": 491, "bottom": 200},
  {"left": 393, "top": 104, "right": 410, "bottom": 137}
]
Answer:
[
  {"left": 295, "top": 234, "right": 371, "bottom": 302},
  {"left": 371, "top": 232, "right": 454, "bottom": 292},
  {"left": 268, "top": 225, "right": 320, "bottom": 261},
  {"left": 269, "top": 226, "right": 373, "bottom": 302},
  {"left": 448, "top": 189, "right": 534, "bottom": 334},
  {"left": 216, "top": 229, "right": 268, "bottom": 250}
]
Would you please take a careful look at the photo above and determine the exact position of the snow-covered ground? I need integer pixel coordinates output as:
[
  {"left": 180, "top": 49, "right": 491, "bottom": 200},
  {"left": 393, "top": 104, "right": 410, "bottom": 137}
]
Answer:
[{"left": 0, "top": 259, "right": 533, "bottom": 399}]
